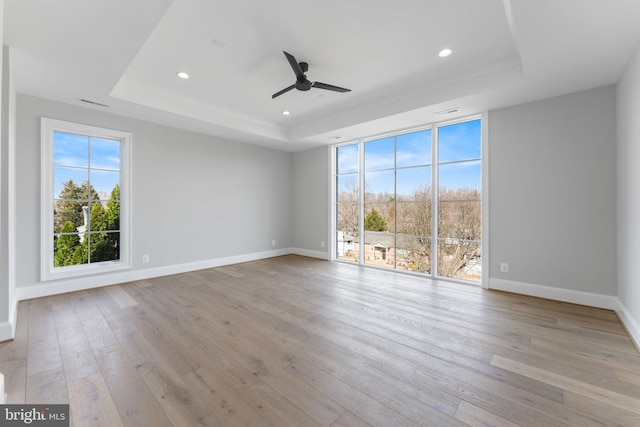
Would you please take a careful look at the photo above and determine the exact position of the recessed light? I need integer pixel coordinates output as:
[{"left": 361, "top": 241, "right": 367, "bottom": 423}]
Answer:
[
  {"left": 177, "top": 72, "right": 190, "bottom": 79},
  {"left": 438, "top": 48, "right": 452, "bottom": 58},
  {"left": 282, "top": 111, "right": 291, "bottom": 116}
]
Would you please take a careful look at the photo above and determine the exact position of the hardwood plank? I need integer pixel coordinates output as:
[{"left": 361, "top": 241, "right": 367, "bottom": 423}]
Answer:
[
  {"left": 2, "top": 255, "right": 639, "bottom": 427},
  {"left": 491, "top": 354, "right": 640, "bottom": 415},
  {"left": 329, "top": 411, "right": 371, "bottom": 427},
  {"left": 67, "top": 372, "right": 123, "bottom": 426},
  {"left": 454, "top": 400, "right": 522, "bottom": 427},
  {"left": 26, "top": 298, "right": 63, "bottom": 378},
  {"left": 563, "top": 390, "right": 640, "bottom": 426},
  {"left": 105, "top": 285, "right": 138, "bottom": 309},
  {"left": 0, "top": 300, "right": 29, "bottom": 404},
  {"left": 25, "top": 368, "right": 68, "bottom": 404}
]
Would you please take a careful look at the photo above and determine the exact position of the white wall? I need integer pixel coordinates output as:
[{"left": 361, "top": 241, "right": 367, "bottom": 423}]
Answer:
[
  {"left": 15, "top": 94, "right": 293, "bottom": 298},
  {"left": 291, "top": 146, "right": 330, "bottom": 259},
  {"left": 488, "top": 86, "right": 617, "bottom": 306},
  {"left": 0, "top": 0, "right": 7, "bottom": 338},
  {"left": 616, "top": 42, "right": 640, "bottom": 345},
  {"left": 1, "top": 1, "right": 19, "bottom": 342}
]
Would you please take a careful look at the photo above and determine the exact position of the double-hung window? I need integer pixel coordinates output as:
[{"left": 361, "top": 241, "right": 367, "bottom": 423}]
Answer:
[{"left": 41, "top": 118, "right": 131, "bottom": 280}]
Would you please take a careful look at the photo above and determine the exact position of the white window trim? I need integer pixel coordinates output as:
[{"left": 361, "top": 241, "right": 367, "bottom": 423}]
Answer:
[
  {"left": 331, "top": 114, "right": 486, "bottom": 285},
  {"left": 40, "top": 117, "right": 132, "bottom": 281}
]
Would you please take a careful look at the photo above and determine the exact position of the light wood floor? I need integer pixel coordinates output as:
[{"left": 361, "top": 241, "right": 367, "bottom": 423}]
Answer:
[{"left": 2, "top": 255, "right": 640, "bottom": 426}]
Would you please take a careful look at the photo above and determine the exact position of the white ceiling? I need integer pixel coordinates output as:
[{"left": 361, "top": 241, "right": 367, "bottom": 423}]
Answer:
[{"left": 5, "top": 0, "right": 640, "bottom": 152}]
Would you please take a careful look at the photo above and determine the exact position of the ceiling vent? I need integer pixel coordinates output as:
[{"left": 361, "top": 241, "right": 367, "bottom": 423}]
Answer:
[
  {"left": 435, "top": 107, "right": 460, "bottom": 116},
  {"left": 79, "top": 98, "right": 109, "bottom": 108}
]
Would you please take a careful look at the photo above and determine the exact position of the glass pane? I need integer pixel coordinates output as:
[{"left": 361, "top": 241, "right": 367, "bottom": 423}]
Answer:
[
  {"left": 365, "top": 137, "right": 394, "bottom": 171},
  {"left": 54, "top": 132, "right": 88, "bottom": 167},
  {"left": 396, "top": 166, "right": 430, "bottom": 200},
  {"left": 396, "top": 202, "right": 431, "bottom": 237},
  {"left": 337, "top": 174, "right": 359, "bottom": 203},
  {"left": 54, "top": 232, "right": 88, "bottom": 267},
  {"left": 364, "top": 203, "right": 393, "bottom": 233},
  {"left": 88, "top": 202, "right": 108, "bottom": 232},
  {"left": 337, "top": 203, "right": 359, "bottom": 236},
  {"left": 438, "top": 160, "right": 481, "bottom": 199},
  {"left": 365, "top": 170, "right": 394, "bottom": 202},
  {"left": 90, "top": 170, "right": 120, "bottom": 199},
  {"left": 54, "top": 167, "right": 88, "bottom": 200},
  {"left": 364, "top": 230, "right": 395, "bottom": 268},
  {"left": 437, "top": 239, "right": 481, "bottom": 282},
  {"left": 336, "top": 230, "right": 358, "bottom": 262},
  {"left": 438, "top": 119, "right": 481, "bottom": 163},
  {"left": 90, "top": 137, "right": 121, "bottom": 170},
  {"left": 396, "top": 129, "right": 431, "bottom": 167},
  {"left": 337, "top": 144, "right": 359, "bottom": 174},
  {"left": 54, "top": 201, "right": 87, "bottom": 233},
  {"left": 396, "top": 235, "right": 431, "bottom": 273},
  {"left": 104, "top": 201, "right": 120, "bottom": 231},
  {"left": 89, "top": 232, "right": 120, "bottom": 263},
  {"left": 438, "top": 200, "right": 481, "bottom": 240}
]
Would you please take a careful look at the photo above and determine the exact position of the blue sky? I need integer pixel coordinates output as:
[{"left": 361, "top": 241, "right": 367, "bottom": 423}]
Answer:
[
  {"left": 53, "top": 132, "right": 120, "bottom": 199},
  {"left": 337, "top": 119, "right": 481, "bottom": 196}
]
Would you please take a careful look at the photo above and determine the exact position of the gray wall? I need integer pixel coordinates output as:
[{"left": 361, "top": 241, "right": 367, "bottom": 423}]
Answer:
[
  {"left": 16, "top": 94, "right": 293, "bottom": 288},
  {"left": 617, "top": 43, "right": 640, "bottom": 330},
  {"left": 291, "top": 146, "right": 329, "bottom": 256},
  {"left": 489, "top": 85, "right": 617, "bottom": 295}
]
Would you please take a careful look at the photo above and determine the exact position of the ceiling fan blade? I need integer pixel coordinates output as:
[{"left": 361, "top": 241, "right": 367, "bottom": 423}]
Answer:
[
  {"left": 283, "top": 51, "right": 305, "bottom": 80},
  {"left": 272, "top": 84, "right": 296, "bottom": 99},
  {"left": 312, "top": 81, "right": 351, "bottom": 93}
]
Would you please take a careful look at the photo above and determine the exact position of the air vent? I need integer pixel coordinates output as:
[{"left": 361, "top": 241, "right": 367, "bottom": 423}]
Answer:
[
  {"left": 79, "top": 98, "right": 109, "bottom": 108},
  {"left": 435, "top": 107, "right": 460, "bottom": 116}
]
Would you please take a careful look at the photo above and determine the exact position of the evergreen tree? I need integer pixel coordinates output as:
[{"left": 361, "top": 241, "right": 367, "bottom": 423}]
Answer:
[
  {"left": 71, "top": 243, "right": 88, "bottom": 265},
  {"left": 364, "top": 207, "right": 387, "bottom": 232},
  {"left": 54, "top": 221, "right": 80, "bottom": 267},
  {"left": 105, "top": 184, "right": 120, "bottom": 260},
  {"left": 105, "top": 184, "right": 120, "bottom": 231},
  {"left": 53, "top": 181, "right": 120, "bottom": 267},
  {"left": 86, "top": 202, "right": 118, "bottom": 262},
  {"left": 54, "top": 180, "right": 83, "bottom": 233},
  {"left": 54, "top": 179, "right": 100, "bottom": 233}
]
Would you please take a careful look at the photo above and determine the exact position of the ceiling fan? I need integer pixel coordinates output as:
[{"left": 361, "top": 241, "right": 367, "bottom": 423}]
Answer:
[{"left": 272, "top": 51, "right": 351, "bottom": 99}]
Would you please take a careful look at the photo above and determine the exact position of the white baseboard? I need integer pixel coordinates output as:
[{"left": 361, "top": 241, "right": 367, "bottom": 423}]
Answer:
[
  {"left": 489, "top": 278, "right": 618, "bottom": 310},
  {"left": 615, "top": 299, "right": 640, "bottom": 351},
  {"left": 489, "top": 277, "right": 640, "bottom": 349},
  {"left": 0, "top": 297, "right": 18, "bottom": 342},
  {"left": 16, "top": 248, "right": 293, "bottom": 301},
  {"left": 290, "top": 248, "right": 329, "bottom": 260},
  {"left": 0, "top": 322, "right": 13, "bottom": 343}
]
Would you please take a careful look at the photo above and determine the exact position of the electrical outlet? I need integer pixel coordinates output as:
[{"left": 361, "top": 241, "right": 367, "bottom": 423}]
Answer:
[
  {"left": 500, "top": 263, "right": 509, "bottom": 273},
  {"left": 321, "top": 241, "right": 325, "bottom": 248},
  {"left": 142, "top": 254, "right": 150, "bottom": 263},
  {"left": 272, "top": 240, "right": 276, "bottom": 247}
]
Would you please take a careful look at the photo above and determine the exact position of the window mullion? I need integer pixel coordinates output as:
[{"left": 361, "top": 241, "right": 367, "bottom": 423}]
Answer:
[
  {"left": 432, "top": 126, "right": 439, "bottom": 278},
  {"left": 358, "top": 140, "right": 365, "bottom": 264}
]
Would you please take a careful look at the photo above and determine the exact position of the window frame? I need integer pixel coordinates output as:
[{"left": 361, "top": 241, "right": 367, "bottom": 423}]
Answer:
[
  {"left": 40, "top": 117, "right": 132, "bottom": 281},
  {"left": 332, "top": 115, "right": 485, "bottom": 284}
]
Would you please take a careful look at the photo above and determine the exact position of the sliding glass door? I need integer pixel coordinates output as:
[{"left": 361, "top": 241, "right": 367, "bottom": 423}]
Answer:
[{"left": 334, "top": 118, "right": 482, "bottom": 283}]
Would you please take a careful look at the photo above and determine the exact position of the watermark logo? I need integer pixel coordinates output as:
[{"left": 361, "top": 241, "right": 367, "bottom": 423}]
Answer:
[{"left": 1, "top": 405, "right": 69, "bottom": 426}]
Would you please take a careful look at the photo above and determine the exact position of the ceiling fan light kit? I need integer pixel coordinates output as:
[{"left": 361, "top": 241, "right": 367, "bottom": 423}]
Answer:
[{"left": 272, "top": 51, "right": 351, "bottom": 99}]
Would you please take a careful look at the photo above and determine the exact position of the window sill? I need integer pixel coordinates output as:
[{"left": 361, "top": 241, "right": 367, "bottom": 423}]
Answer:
[{"left": 41, "top": 261, "right": 131, "bottom": 282}]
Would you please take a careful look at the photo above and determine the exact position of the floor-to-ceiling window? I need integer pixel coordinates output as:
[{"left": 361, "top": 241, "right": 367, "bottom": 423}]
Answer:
[{"left": 334, "top": 117, "right": 482, "bottom": 283}]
